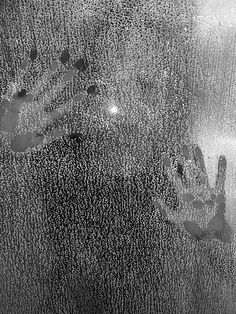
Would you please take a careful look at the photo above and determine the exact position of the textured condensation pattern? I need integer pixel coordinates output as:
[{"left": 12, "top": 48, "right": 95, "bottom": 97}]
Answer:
[{"left": 0, "top": 0, "right": 236, "bottom": 313}]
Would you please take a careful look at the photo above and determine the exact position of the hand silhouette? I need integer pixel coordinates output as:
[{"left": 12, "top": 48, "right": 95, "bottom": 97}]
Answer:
[
  {"left": 0, "top": 52, "right": 88, "bottom": 153},
  {"left": 154, "top": 144, "right": 234, "bottom": 243}
]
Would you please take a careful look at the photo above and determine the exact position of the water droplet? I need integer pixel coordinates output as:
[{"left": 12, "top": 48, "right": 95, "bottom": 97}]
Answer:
[
  {"left": 177, "top": 163, "right": 184, "bottom": 178},
  {"left": 18, "top": 89, "right": 27, "bottom": 97},
  {"left": 60, "top": 49, "right": 70, "bottom": 64},
  {"left": 87, "top": 85, "right": 97, "bottom": 95},
  {"left": 74, "top": 58, "right": 88, "bottom": 72},
  {"left": 29, "top": 47, "right": 38, "bottom": 61}
]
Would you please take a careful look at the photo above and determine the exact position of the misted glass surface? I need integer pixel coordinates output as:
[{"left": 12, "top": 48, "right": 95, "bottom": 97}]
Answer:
[{"left": 0, "top": 1, "right": 236, "bottom": 313}]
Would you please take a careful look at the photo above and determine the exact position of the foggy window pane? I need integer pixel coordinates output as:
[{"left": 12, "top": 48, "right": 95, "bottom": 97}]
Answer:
[{"left": 0, "top": 1, "right": 236, "bottom": 313}]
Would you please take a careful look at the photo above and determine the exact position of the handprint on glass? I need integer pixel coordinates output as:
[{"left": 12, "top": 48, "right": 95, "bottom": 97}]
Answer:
[
  {"left": 0, "top": 50, "right": 92, "bottom": 153},
  {"left": 153, "top": 144, "right": 234, "bottom": 243}
]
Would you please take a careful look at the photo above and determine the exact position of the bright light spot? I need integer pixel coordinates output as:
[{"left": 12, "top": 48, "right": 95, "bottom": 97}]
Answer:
[
  {"left": 109, "top": 105, "right": 118, "bottom": 114},
  {"left": 105, "top": 98, "right": 121, "bottom": 117}
]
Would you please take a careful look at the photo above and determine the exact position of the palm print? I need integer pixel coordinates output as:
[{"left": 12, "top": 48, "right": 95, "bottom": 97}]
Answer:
[{"left": 154, "top": 144, "right": 234, "bottom": 243}]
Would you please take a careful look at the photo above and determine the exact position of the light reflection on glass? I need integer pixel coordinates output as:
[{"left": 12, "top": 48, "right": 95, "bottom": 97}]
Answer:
[{"left": 109, "top": 105, "right": 118, "bottom": 115}]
